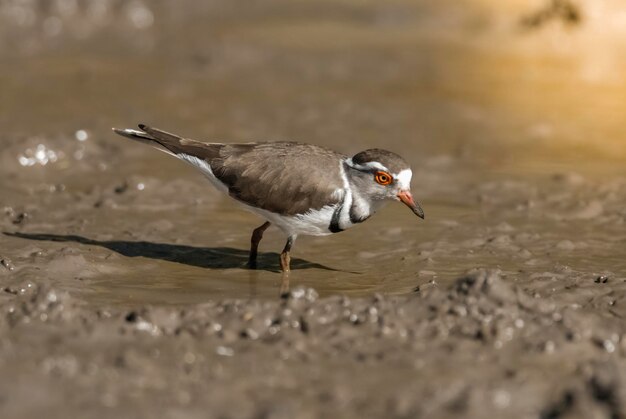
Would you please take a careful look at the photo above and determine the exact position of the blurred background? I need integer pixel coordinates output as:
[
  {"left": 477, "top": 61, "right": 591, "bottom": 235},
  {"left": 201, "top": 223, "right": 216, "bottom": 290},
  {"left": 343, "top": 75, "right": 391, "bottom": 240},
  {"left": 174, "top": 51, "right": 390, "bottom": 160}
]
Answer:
[{"left": 1, "top": 0, "right": 625, "bottom": 168}]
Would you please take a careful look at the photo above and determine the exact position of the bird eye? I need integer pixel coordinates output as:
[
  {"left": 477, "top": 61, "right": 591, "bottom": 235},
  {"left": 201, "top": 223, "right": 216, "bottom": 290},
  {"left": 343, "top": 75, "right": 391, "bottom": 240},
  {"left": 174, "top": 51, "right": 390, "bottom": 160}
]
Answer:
[{"left": 374, "top": 171, "right": 392, "bottom": 186}]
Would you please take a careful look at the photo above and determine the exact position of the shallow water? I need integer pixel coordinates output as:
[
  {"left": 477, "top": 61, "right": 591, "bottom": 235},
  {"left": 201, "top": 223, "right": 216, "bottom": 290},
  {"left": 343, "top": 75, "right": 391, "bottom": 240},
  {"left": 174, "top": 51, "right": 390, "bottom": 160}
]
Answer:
[{"left": 1, "top": 0, "right": 625, "bottom": 305}]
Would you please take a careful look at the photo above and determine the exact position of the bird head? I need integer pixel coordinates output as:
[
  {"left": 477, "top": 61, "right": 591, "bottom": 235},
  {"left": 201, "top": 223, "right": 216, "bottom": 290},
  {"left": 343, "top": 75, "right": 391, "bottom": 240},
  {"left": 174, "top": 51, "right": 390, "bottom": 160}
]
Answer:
[{"left": 345, "top": 149, "right": 424, "bottom": 219}]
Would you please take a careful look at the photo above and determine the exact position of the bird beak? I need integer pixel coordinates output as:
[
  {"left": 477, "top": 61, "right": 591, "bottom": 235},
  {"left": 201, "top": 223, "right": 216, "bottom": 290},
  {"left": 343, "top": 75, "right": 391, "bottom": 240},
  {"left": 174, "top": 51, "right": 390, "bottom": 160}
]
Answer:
[{"left": 397, "top": 190, "right": 425, "bottom": 219}]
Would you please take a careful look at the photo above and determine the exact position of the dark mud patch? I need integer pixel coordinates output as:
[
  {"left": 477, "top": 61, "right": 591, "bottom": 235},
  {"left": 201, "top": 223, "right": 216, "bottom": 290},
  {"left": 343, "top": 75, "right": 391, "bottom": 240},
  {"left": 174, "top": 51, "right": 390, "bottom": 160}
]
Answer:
[{"left": 1, "top": 270, "right": 626, "bottom": 418}]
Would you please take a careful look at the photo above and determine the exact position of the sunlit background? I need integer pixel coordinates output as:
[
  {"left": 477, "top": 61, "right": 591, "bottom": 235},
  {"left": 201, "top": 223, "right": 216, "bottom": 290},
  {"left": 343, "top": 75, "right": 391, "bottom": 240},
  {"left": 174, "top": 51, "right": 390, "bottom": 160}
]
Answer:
[{"left": 1, "top": 0, "right": 625, "bottom": 168}]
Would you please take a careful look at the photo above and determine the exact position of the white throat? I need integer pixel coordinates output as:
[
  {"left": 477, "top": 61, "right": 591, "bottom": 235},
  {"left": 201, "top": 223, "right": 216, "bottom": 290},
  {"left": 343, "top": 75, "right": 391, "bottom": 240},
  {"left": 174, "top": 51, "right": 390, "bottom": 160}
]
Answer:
[{"left": 335, "top": 159, "right": 386, "bottom": 230}]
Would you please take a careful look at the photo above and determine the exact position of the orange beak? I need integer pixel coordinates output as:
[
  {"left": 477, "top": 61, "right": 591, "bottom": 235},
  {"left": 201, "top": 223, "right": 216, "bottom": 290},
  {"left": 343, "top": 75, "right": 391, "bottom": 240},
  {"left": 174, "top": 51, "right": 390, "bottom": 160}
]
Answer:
[{"left": 397, "top": 190, "right": 425, "bottom": 219}]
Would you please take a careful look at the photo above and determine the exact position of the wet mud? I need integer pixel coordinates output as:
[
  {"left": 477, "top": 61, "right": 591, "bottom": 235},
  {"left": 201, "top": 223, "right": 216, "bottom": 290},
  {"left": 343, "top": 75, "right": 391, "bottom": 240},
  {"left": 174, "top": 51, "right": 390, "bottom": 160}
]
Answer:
[
  {"left": 1, "top": 0, "right": 626, "bottom": 418},
  {"left": 2, "top": 270, "right": 626, "bottom": 418}
]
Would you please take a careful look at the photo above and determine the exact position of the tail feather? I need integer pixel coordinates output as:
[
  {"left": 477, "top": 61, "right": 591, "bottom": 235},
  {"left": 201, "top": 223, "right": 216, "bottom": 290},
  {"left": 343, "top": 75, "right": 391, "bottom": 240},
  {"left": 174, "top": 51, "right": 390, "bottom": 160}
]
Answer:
[
  {"left": 112, "top": 124, "right": 184, "bottom": 156},
  {"left": 112, "top": 127, "right": 155, "bottom": 142},
  {"left": 112, "top": 124, "right": 222, "bottom": 161},
  {"left": 138, "top": 124, "right": 184, "bottom": 145}
]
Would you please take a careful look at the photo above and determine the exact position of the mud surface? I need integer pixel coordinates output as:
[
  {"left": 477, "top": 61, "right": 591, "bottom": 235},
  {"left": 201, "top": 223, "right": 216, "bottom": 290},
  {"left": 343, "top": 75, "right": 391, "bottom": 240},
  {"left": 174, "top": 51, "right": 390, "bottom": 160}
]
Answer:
[{"left": 1, "top": 0, "right": 626, "bottom": 418}]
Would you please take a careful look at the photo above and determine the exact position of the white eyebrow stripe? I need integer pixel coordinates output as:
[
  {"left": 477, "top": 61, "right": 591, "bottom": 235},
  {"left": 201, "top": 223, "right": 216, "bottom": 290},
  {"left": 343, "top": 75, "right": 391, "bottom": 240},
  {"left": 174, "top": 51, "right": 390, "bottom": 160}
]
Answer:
[
  {"left": 394, "top": 169, "right": 412, "bottom": 189},
  {"left": 345, "top": 158, "right": 389, "bottom": 173}
]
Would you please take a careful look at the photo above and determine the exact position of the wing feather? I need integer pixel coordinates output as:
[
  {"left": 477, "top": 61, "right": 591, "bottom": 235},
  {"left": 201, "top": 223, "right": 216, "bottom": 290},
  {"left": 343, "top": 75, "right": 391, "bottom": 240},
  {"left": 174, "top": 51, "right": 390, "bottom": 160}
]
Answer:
[
  {"left": 211, "top": 143, "right": 345, "bottom": 215},
  {"left": 114, "top": 125, "right": 344, "bottom": 215}
]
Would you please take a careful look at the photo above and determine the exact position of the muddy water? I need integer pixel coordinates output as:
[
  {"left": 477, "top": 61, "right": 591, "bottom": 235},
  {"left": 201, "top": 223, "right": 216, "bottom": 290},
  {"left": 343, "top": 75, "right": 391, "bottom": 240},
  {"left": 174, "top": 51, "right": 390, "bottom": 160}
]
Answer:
[
  {"left": 1, "top": 1, "right": 626, "bottom": 418},
  {"left": 2, "top": 0, "right": 625, "bottom": 303}
]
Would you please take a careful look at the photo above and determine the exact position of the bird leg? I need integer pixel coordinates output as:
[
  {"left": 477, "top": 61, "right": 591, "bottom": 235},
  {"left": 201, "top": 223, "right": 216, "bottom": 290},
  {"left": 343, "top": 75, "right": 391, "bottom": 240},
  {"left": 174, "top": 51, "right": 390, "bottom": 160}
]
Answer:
[
  {"left": 280, "top": 273, "right": 290, "bottom": 297},
  {"left": 279, "top": 235, "right": 296, "bottom": 273},
  {"left": 248, "top": 221, "right": 271, "bottom": 269},
  {"left": 279, "top": 235, "right": 296, "bottom": 296}
]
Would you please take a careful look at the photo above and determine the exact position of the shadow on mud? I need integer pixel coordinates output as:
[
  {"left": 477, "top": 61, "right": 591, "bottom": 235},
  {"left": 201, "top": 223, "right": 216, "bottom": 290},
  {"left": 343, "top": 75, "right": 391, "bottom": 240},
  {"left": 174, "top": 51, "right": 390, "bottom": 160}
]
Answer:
[{"left": 4, "top": 232, "right": 338, "bottom": 273}]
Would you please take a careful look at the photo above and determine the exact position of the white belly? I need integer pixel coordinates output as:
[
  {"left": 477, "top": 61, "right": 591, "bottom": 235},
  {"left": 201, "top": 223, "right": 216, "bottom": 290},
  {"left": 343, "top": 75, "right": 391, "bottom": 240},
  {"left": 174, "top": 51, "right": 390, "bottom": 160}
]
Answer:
[{"left": 241, "top": 203, "right": 337, "bottom": 236}]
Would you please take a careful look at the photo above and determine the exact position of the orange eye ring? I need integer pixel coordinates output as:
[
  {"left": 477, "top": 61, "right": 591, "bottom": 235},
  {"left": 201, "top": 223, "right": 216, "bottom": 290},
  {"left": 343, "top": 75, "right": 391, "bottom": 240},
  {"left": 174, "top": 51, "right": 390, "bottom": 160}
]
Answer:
[{"left": 374, "top": 171, "right": 393, "bottom": 186}]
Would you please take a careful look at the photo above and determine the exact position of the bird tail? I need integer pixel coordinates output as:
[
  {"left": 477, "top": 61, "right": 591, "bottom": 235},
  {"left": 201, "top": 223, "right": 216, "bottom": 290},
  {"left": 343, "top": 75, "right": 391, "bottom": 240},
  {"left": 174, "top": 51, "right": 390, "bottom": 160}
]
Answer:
[
  {"left": 112, "top": 123, "right": 224, "bottom": 164},
  {"left": 112, "top": 124, "right": 189, "bottom": 156}
]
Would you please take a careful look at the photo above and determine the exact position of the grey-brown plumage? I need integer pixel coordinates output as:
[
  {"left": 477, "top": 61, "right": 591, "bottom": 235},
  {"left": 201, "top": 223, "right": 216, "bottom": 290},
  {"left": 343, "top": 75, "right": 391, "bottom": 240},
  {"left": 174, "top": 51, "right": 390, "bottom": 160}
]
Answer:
[
  {"left": 210, "top": 143, "right": 345, "bottom": 216},
  {"left": 113, "top": 124, "right": 424, "bottom": 275},
  {"left": 115, "top": 124, "right": 344, "bottom": 216}
]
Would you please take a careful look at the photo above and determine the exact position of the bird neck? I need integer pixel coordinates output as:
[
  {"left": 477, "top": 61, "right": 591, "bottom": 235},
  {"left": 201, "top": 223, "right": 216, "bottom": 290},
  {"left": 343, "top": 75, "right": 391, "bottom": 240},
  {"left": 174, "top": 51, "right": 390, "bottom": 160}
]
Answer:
[
  {"left": 348, "top": 185, "right": 373, "bottom": 223},
  {"left": 342, "top": 162, "right": 385, "bottom": 223}
]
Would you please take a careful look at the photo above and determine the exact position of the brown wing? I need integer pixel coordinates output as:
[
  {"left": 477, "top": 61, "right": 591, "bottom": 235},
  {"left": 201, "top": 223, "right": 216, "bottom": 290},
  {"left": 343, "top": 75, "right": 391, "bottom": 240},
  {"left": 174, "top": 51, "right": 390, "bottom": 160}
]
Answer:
[
  {"left": 210, "top": 142, "right": 346, "bottom": 216},
  {"left": 113, "top": 124, "right": 345, "bottom": 216}
]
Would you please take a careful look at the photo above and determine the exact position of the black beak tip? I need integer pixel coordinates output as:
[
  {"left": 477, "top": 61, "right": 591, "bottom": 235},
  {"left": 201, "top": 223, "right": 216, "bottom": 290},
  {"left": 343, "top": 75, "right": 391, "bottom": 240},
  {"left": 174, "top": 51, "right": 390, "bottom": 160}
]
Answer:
[{"left": 413, "top": 204, "right": 425, "bottom": 219}]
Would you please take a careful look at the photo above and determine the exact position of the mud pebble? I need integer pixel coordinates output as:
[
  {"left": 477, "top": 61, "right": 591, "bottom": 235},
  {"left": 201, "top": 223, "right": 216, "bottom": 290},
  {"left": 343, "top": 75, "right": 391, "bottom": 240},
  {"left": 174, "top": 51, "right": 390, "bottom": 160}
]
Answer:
[
  {"left": 299, "top": 318, "right": 309, "bottom": 334},
  {"left": 602, "top": 340, "right": 616, "bottom": 353},
  {"left": 287, "top": 287, "right": 319, "bottom": 302},
  {"left": 46, "top": 290, "right": 58, "bottom": 303},
  {"left": 114, "top": 182, "right": 128, "bottom": 194},
  {"left": 12, "top": 212, "right": 29, "bottom": 225},
  {"left": 594, "top": 276, "right": 609, "bottom": 284},
  {"left": 125, "top": 311, "right": 139, "bottom": 323},
  {"left": 216, "top": 346, "right": 234, "bottom": 357},
  {"left": 0, "top": 258, "right": 15, "bottom": 271},
  {"left": 135, "top": 320, "right": 159, "bottom": 335},
  {"left": 413, "top": 279, "right": 437, "bottom": 293},
  {"left": 97, "top": 310, "right": 112, "bottom": 319},
  {"left": 240, "top": 328, "right": 259, "bottom": 340}
]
